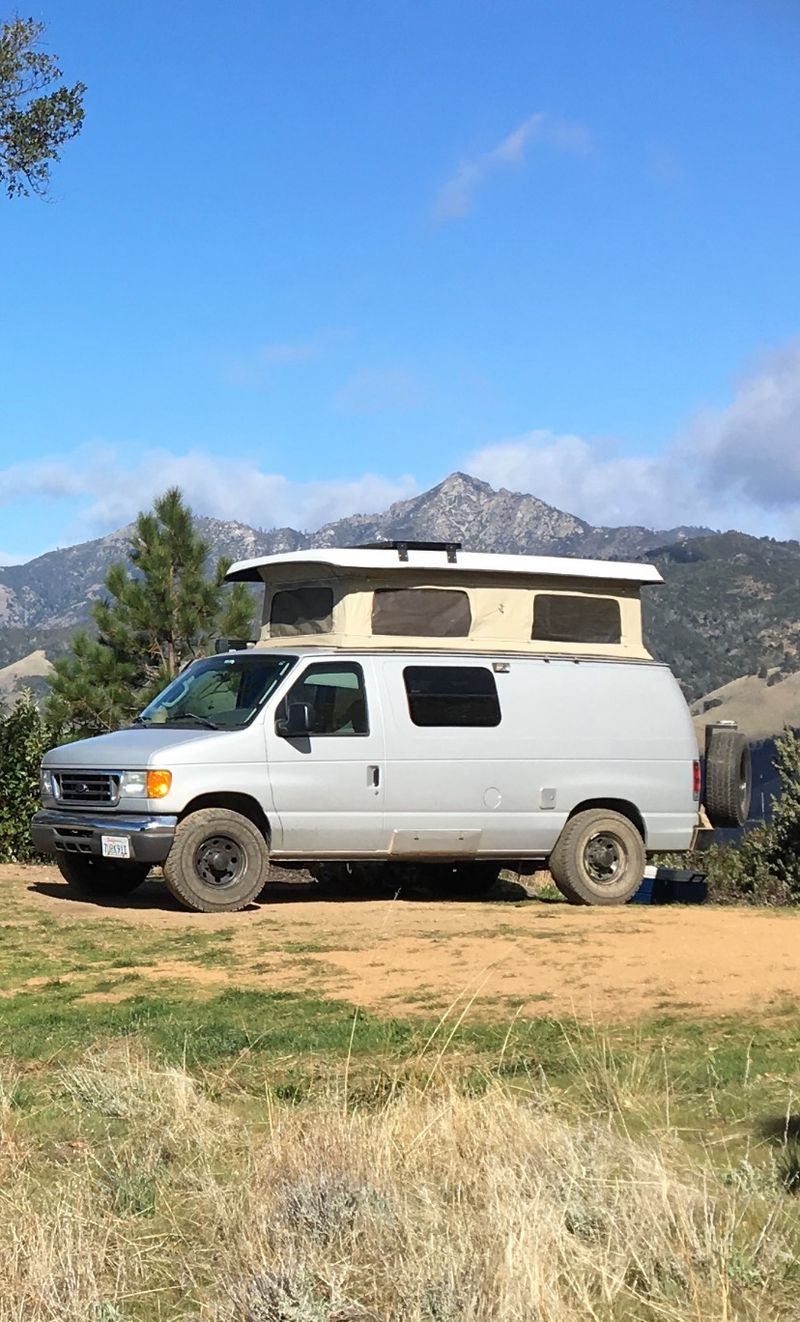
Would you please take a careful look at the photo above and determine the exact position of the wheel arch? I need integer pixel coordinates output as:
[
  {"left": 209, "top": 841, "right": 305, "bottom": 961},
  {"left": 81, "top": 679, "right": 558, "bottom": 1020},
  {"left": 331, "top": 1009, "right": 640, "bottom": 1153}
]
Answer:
[
  {"left": 566, "top": 798, "right": 646, "bottom": 845},
  {"left": 179, "top": 792, "right": 272, "bottom": 844}
]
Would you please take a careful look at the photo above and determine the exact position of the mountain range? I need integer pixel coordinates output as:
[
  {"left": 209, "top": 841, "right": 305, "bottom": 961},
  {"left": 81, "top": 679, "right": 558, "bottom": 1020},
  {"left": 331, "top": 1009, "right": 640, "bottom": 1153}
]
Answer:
[{"left": 2, "top": 471, "right": 799, "bottom": 721}]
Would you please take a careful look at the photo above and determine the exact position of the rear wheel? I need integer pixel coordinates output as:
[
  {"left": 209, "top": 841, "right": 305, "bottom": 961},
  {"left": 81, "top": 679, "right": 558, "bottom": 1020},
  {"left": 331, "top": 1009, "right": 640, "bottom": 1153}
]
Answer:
[
  {"left": 56, "top": 854, "right": 150, "bottom": 897},
  {"left": 549, "top": 809, "right": 645, "bottom": 906},
  {"left": 163, "top": 808, "right": 269, "bottom": 913}
]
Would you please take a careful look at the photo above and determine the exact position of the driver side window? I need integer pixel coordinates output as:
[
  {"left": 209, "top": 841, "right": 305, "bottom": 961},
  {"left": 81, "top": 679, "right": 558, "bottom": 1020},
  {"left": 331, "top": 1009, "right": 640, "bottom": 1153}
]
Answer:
[{"left": 280, "top": 663, "right": 369, "bottom": 736}]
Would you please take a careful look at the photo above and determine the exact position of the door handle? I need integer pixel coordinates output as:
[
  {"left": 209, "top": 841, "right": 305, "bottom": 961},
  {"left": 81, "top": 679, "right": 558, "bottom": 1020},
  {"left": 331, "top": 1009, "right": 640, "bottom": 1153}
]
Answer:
[{"left": 368, "top": 765, "right": 381, "bottom": 788}]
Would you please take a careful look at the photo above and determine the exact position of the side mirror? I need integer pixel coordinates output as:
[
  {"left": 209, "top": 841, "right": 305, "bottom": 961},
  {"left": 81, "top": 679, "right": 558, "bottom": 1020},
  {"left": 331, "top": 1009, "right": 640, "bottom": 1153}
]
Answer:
[{"left": 275, "top": 701, "right": 313, "bottom": 737}]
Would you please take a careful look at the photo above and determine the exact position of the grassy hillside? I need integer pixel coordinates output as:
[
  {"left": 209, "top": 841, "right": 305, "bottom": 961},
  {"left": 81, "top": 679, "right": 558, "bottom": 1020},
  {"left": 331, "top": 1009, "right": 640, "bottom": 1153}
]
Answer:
[{"left": 647, "top": 531, "right": 800, "bottom": 700}]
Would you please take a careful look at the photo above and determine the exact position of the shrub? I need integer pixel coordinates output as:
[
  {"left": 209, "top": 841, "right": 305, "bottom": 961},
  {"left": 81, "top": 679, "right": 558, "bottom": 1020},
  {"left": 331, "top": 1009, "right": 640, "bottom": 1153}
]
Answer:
[
  {"left": 764, "top": 728, "right": 800, "bottom": 900},
  {"left": 698, "top": 833, "right": 793, "bottom": 907},
  {"left": 681, "top": 729, "right": 800, "bottom": 906},
  {"left": 0, "top": 691, "right": 61, "bottom": 863}
]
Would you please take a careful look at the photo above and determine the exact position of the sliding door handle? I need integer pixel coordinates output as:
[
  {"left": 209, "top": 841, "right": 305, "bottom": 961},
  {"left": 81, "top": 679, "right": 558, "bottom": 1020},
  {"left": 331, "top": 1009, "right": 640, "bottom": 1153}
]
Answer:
[{"left": 368, "top": 765, "right": 381, "bottom": 788}]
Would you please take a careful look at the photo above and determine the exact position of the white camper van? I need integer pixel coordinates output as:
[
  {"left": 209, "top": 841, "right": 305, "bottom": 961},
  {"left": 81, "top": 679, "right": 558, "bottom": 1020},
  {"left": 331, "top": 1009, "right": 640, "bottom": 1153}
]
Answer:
[{"left": 32, "top": 542, "right": 751, "bottom": 912}]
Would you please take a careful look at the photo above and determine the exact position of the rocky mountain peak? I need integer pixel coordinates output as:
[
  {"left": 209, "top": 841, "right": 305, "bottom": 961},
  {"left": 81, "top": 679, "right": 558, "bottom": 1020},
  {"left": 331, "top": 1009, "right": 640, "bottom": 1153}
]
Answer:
[{"left": 0, "top": 471, "right": 783, "bottom": 710}]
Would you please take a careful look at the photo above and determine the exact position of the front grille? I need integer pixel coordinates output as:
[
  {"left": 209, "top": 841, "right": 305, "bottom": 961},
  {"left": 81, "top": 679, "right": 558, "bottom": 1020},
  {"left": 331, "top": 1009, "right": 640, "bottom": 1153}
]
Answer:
[{"left": 54, "top": 770, "right": 121, "bottom": 806}]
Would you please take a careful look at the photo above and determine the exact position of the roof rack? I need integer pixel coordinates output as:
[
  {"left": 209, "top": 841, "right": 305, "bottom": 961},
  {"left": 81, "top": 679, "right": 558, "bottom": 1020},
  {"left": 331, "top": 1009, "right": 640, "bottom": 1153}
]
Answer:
[{"left": 353, "top": 539, "right": 462, "bottom": 564}]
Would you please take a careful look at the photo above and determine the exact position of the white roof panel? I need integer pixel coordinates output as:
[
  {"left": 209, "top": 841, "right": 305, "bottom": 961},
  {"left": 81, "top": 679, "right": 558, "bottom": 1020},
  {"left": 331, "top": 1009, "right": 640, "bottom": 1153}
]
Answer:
[{"left": 225, "top": 546, "right": 663, "bottom": 585}]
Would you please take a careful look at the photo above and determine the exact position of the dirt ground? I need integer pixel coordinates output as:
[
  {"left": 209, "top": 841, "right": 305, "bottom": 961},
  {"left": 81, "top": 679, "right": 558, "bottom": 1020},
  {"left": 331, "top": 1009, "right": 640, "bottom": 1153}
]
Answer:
[{"left": 3, "top": 863, "right": 800, "bottom": 1022}]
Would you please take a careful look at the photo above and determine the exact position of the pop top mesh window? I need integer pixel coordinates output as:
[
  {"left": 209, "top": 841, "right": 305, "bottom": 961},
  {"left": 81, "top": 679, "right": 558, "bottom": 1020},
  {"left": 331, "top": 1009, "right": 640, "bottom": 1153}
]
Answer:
[
  {"left": 372, "top": 588, "right": 471, "bottom": 637},
  {"left": 270, "top": 586, "right": 334, "bottom": 637},
  {"left": 532, "top": 594, "right": 621, "bottom": 645},
  {"left": 403, "top": 666, "right": 501, "bottom": 727}
]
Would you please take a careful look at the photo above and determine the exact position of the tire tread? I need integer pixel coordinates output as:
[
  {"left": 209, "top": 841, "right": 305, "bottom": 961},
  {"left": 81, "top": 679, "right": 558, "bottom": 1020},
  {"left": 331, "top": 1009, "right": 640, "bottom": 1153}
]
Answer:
[
  {"left": 163, "top": 807, "right": 268, "bottom": 913},
  {"left": 704, "top": 730, "right": 751, "bottom": 828},
  {"left": 549, "top": 809, "right": 645, "bottom": 906}
]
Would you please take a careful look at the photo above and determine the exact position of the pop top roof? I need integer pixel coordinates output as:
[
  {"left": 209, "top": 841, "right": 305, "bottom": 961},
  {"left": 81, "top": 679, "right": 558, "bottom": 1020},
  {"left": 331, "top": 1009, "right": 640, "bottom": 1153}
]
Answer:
[{"left": 224, "top": 540, "right": 663, "bottom": 586}]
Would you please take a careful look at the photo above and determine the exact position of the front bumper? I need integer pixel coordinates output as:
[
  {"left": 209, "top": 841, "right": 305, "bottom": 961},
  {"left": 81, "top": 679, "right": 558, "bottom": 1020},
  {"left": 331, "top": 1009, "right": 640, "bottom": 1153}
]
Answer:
[{"left": 31, "top": 810, "right": 177, "bottom": 864}]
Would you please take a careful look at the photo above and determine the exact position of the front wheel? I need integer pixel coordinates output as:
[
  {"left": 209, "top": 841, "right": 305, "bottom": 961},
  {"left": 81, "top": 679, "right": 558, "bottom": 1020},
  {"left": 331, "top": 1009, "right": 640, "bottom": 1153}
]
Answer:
[
  {"left": 56, "top": 854, "right": 151, "bottom": 897},
  {"left": 548, "top": 809, "right": 645, "bottom": 906},
  {"left": 163, "top": 808, "right": 269, "bottom": 913}
]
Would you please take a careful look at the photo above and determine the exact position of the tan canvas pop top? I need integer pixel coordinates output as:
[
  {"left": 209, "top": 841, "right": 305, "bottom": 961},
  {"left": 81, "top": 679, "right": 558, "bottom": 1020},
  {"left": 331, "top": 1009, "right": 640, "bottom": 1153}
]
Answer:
[{"left": 225, "top": 542, "right": 663, "bottom": 659}]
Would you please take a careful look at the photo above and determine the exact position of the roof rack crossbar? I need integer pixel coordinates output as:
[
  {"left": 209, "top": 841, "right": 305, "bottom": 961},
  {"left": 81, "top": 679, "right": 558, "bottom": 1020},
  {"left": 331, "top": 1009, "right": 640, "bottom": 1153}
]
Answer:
[{"left": 353, "top": 539, "right": 462, "bottom": 563}]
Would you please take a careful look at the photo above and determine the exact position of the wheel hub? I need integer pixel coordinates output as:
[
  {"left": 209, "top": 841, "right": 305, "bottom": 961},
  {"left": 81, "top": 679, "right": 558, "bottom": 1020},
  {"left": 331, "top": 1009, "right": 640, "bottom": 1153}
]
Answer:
[
  {"left": 583, "top": 831, "right": 626, "bottom": 885},
  {"left": 195, "top": 835, "right": 243, "bottom": 888}
]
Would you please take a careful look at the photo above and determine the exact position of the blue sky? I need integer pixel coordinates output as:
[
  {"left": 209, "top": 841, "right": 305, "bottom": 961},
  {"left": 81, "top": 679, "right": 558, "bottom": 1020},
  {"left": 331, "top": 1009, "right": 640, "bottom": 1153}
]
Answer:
[{"left": 3, "top": 0, "right": 800, "bottom": 563}]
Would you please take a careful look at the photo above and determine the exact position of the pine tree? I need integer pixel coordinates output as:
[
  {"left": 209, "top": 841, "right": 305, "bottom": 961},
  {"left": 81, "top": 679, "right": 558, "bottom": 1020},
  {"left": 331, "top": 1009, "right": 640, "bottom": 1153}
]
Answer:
[{"left": 48, "top": 489, "right": 255, "bottom": 738}]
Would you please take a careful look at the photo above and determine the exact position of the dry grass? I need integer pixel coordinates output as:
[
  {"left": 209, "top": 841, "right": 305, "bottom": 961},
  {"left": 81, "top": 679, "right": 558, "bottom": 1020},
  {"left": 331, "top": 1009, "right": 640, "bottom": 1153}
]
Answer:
[{"left": 0, "top": 1044, "right": 797, "bottom": 1322}]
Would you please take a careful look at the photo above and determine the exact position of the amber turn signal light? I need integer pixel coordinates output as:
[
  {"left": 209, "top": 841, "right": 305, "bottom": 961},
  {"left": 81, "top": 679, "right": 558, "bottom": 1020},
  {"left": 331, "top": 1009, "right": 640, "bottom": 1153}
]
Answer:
[{"left": 146, "top": 769, "right": 173, "bottom": 798}]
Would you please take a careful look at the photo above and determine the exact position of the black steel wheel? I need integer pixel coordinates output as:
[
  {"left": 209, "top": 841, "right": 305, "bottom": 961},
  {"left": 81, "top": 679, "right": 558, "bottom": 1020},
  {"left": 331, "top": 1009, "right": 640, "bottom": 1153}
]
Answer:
[
  {"left": 194, "top": 835, "right": 245, "bottom": 888},
  {"left": 163, "top": 808, "right": 269, "bottom": 913},
  {"left": 549, "top": 809, "right": 645, "bottom": 906}
]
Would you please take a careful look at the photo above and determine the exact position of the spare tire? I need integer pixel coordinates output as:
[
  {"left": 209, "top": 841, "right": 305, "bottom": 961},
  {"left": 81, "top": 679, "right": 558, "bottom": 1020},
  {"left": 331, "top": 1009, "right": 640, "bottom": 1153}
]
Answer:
[{"left": 704, "top": 728, "right": 752, "bottom": 827}]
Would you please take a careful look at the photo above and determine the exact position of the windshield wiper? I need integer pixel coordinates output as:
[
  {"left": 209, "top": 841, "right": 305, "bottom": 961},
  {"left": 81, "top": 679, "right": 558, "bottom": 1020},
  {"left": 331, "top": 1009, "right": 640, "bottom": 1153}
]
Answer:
[
  {"left": 130, "top": 716, "right": 152, "bottom": 726},
  {"left": 164, "top": 713, "right": 221, "bottom": 730}
]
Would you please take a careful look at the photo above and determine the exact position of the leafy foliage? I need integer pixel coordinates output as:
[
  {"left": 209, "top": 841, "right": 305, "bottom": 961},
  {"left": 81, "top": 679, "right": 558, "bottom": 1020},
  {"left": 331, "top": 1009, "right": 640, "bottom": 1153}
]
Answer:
[
  {"left": 48, "top": 489, "right": 256, "bottom": 738},
  {"left": 762, "top": 728, "right": 800, "bottom": 898},
  {"left": 0, "top": 691, "right": 60, "bottom": 861},
  {"left": 0, "top": 16, "right": 85, "bottom": 198},
  {"left": 669, "top": 728, "right": 800, "bottom": 904}
]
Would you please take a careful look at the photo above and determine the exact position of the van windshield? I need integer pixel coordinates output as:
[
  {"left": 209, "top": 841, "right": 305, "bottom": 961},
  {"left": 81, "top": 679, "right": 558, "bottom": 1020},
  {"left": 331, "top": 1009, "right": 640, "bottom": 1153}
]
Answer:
[{"left": 136, "top": 654, "right": 296, "bottom": 730}]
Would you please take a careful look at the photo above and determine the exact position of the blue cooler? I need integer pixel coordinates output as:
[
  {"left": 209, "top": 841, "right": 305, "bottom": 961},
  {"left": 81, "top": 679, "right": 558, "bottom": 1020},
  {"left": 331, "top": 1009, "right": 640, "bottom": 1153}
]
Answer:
[{"left": 630, "top": 866, "right": 708, "bottom": 905}]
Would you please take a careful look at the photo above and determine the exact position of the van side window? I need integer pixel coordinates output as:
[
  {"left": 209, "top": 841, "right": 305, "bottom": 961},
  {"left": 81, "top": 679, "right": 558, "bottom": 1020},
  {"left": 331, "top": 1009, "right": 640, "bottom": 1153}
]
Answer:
[
  {"left": 280, "top": 662, "right": 368, "bottom": 735},
  {"left": 403, "top": 666, "right": 501, "bottom": 727},
  {"left": 270, "top": 586, "right": 334, "bottom": 636},
  {"left": 532, "top": 594, "right": 621, "bottom": 644},
  {"left": 372, "top": 588, "right": 471, "bottom": 637}
]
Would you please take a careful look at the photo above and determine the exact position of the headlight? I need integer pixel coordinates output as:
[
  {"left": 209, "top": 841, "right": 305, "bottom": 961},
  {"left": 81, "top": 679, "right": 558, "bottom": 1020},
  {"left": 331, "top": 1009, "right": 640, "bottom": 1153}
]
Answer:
[
  {"left": 121, "top": 770, "right": 173, "bottom": 798},
  {"left": 40, "top": 767, "right": 55, "bottom": 799}
]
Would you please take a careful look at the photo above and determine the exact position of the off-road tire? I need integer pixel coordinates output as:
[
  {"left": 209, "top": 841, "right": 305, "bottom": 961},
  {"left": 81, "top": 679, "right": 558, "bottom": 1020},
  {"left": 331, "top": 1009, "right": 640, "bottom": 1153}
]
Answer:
[
  {"left": 549, "top": 809, "right": 645, "bottom": 906},
  {"left": 56, "top": 854, "right": 150, "bottom": 897},
  {"left": 704, "top": 730, "right": 752, "bottom": 828},
  {"left": 163, "top": 807, "right": 269, "bottom": 913}
]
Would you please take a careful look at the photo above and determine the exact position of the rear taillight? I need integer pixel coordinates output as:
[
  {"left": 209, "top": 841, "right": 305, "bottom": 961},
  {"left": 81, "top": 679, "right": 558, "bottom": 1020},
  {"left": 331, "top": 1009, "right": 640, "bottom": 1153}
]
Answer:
[{"left": 693, "top": 759, "right": 702, "bottom": 799}]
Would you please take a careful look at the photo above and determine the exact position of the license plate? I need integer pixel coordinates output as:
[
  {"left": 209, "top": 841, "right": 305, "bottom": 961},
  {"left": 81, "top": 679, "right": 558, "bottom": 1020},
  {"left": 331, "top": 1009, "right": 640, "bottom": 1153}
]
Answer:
[{"left": 101, "top": 835, "right": 131, "bottom": 860}]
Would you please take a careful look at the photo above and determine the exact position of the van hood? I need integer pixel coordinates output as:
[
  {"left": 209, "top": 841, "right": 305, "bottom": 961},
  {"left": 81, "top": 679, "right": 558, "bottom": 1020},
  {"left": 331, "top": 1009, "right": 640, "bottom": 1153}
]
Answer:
[{"left": 43, "top": 726, "right": 243, "bottom": 769}]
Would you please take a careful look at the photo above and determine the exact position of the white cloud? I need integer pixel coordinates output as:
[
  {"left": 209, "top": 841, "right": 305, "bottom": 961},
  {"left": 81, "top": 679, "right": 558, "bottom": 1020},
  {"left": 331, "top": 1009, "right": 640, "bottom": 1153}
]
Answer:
[
  {"left": 689, "top": 343, "right": 800, "bottom": 509},
  {"left": 466, "top": 432, "right": 676, "bottom": 528},
  {"left": 466, "top": 343, "right": 800, "bottom": 537},
  {"left": 83, "top": 453, "right": 419, "bottom": 534},
  {"left": 0, "top": 445, "right": 419, "bottom": 547},
  {"left": 0, "top": 459, "right": 89, "bottom": 503},
  {"left": 434, "top": 112, "right": 592, "bottom": 222},
  {"left": 6, "top": 341, "right": 800, "bottom": 560}
]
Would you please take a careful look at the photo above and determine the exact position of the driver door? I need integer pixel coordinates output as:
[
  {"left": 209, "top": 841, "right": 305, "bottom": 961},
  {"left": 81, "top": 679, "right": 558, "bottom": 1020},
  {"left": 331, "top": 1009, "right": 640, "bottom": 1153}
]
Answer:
[{"left": 265, "top": 658, "right": 386, "bottom": 855}]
